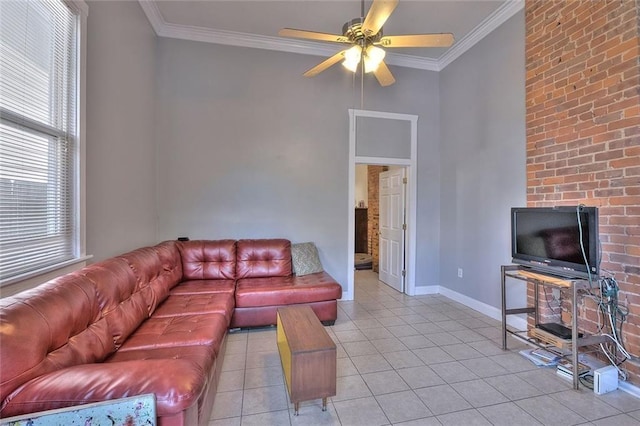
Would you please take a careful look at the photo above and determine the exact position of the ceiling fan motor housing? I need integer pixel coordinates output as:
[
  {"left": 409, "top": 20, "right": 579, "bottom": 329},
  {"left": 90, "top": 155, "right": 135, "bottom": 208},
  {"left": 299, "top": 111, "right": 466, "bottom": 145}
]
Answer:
[{"left": 343, "top": 18, "right": 382, "bottom": 45}]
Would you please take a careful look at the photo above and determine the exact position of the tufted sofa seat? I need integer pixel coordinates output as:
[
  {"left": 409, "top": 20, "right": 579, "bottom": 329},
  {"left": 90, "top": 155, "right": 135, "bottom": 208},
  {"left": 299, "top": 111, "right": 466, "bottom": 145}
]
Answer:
[
  {"left": 231, "top": 239, "right": 341, "bottom": 327},
  {"left": 0, "top": 239, "right": 342, "bottom": 426}
]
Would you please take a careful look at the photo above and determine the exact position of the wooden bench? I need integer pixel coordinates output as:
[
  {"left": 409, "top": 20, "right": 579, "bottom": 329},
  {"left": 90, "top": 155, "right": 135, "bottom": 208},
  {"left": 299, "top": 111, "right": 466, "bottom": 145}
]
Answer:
[{"left": 276, "top": 306, "right": 336, "bottom": 415}]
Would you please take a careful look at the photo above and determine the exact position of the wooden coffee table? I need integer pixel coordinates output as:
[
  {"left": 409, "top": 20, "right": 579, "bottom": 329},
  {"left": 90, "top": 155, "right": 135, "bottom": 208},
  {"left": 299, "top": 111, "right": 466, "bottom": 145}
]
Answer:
[{"left": 276, "top": 305, "right": 336, "bottom": 415}]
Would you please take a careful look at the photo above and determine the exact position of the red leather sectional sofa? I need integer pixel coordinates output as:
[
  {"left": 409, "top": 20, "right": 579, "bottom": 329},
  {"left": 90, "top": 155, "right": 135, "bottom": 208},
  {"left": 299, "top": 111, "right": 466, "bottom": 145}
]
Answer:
[{"left": 0, "top": 239, "right": 342, "bottom": 426}]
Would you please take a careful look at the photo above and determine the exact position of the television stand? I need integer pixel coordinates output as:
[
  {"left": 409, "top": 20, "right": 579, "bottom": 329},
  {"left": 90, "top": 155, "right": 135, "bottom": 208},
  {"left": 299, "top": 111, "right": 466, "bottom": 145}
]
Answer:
[
  {"left": 500, "top": 265, "right": 608, "bottom": 390},
  {"left": 514, "top": 269, "right": 575, "bottom": 286}
]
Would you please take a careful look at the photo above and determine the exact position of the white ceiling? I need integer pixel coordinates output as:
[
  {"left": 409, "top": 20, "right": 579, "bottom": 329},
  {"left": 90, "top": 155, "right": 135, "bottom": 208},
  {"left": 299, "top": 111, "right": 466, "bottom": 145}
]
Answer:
[{"left": 140, "top": 0, "right": 523, "bottom": 71}]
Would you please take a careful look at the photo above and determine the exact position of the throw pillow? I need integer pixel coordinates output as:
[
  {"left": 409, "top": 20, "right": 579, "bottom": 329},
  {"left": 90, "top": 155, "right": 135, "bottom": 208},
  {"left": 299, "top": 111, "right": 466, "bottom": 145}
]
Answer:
[{"left": 291, "top": 242, "right": 324, "bottom": 276}]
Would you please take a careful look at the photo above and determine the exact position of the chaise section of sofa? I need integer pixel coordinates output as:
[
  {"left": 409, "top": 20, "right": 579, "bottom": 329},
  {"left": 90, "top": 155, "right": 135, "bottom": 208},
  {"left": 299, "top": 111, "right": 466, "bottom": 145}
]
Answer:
[{"left": 231, "top": 239, "right": 342, "bottom": 327}]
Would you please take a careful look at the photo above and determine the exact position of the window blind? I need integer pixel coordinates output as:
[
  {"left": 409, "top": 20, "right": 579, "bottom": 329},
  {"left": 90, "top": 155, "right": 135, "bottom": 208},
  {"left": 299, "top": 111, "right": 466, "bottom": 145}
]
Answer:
[{"left": 0, "top": 0, "right": 78, "bottom": 282}]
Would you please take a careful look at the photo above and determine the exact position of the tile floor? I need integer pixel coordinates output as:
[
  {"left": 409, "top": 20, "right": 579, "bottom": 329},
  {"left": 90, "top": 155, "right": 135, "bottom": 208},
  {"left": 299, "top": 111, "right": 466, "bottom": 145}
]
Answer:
[{"left": 208, "top": 270, "right": 640, "bottom": 425}]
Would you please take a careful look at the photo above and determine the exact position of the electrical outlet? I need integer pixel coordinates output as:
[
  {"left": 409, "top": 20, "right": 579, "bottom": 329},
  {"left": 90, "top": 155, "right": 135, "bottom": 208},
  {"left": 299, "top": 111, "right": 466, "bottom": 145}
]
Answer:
[{"left": 458, "top": 268, "right": 463, "bottom": 278}]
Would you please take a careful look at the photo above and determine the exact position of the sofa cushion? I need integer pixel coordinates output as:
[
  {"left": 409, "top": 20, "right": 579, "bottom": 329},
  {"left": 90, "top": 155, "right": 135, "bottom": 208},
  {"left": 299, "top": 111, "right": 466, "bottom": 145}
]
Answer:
[
  {"left": 80, "top": 258, "right": 150, "bottom": 349},
  {"left": 291, "top": 242, "right": 324, "bottom": 276},
  {"left": 0, "top": 273, "right": 113, "bottom": 404},
  {"left": 106, "top": 342, "right": 219, "bottom": 421},
  {"left": 178, "top": 240, "right": 236, "bottom": 280},
  {"left": 106, "top": 345, "right": 220, "bottom": 421},
  {"left": 0, "top": 360, "right": 207, "bottom": 418},
  {"left": 153, "top": 293, "right": 235, "bottom": 324},
  {"left": 235, "top": 272, "right": 342, "bottom": 308},
  {"left": 117, "top": 313, "right": 228, "bottom": 353},
  {"left": 170, "top": 279, "right": 236, "bottom": 296},
  {"left": 118, "top": 246, "right": 181, "bottom": 316},
  {"left": 236, "top": 239, "right": 292, "bottom": 279},
  {"left": 105, "top": 346, "right": 220, "bottom": 420},
  {"left": 152, "top": 240, "right": 184, "bottom": 300},
  {"left": 106, "top": 344, "right": 216, "bottom": 368}
]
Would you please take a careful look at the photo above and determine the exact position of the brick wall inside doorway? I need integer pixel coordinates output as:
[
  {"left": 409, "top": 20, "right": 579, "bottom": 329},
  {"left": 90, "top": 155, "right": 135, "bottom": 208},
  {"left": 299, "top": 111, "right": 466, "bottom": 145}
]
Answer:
[{"left": 368, "top": 165, "right": 388, "bottom": 272}]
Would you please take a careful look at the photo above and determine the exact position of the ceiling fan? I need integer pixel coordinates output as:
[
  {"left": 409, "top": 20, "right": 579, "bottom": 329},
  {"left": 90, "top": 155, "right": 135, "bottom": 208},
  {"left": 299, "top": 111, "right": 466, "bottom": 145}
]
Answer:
[{"left": 279, "top": 0, "right": 454, "bottom": 86}]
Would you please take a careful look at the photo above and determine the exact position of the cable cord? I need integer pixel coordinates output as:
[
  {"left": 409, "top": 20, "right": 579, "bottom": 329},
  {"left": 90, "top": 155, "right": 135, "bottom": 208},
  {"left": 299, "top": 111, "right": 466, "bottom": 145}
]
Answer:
[
  {"left": 599, "top": 342, "right": 628, "bottom": 381},
  {"left": 542, "top": 286, "right": 561, "bottom": 316},
  {"left": 554, "top": 207, "right": 636, "bottom": 380},
  {"left": 575, "top": 208, "right": 634, "bottom": 377},
  {"left": 595, "top": 273, "right": 638, "bottom": 378},
  {"left": 579, "top": 373, "right": 594, "bottom": 390},
  {"left": 576, "top": 205, "right": 594, "bottom": 288}
]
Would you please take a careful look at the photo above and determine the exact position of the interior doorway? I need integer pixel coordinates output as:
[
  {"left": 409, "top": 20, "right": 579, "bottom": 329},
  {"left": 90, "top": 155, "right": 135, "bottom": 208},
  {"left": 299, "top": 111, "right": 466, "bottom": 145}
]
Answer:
[
  {"left": 378, "top": 167, "right": 406, "bottom": 293},
  {"left": 354, "top": 164, "right": 407, "bottom": 295},
  {"left": 346, "top": 109, "right": 417, "bottom": 301}
]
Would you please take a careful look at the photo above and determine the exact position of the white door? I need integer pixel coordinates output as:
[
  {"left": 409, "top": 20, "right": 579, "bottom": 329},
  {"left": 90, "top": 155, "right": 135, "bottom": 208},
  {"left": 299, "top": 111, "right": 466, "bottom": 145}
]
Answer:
[{"left": 379, "top": 168, "right": 406, "bottom": 292}]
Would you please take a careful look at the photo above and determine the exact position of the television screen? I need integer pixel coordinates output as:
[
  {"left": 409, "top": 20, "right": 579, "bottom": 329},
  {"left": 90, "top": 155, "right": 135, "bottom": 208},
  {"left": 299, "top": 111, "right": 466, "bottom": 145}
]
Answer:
[{"left": 511, "top": 206, "right": 599, "bottom": 279}]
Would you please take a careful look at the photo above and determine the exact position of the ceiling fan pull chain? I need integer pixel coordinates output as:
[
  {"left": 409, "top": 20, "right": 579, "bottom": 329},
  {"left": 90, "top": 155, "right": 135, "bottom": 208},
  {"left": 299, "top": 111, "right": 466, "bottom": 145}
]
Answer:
[{"left": 361, "top": 41, "right": 365, "bottom": 109}]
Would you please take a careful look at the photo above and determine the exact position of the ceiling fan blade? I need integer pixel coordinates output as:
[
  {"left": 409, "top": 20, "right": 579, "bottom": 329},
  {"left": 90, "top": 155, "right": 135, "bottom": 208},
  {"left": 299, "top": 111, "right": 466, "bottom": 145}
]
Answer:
[
  {"left": 279, "top": 28, "right": 349, "bottom": 43},
  {"left": 377, "top": 33, "right": 455, "bottom": 48},
  {"left": 362, "top": 0, "right": 399, "bottom": 37},
  {"left": 373, "top": 60, "right": 395, "bottom": 87},
  {"left": 303, "top": 50, "right": 347, "bottom": 77}
]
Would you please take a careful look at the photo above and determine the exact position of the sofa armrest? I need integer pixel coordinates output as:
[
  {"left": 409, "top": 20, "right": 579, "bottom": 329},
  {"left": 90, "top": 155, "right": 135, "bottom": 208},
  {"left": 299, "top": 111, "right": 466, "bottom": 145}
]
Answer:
[{"left": 1, "top": 360, "right": 205, "bottom": 418}]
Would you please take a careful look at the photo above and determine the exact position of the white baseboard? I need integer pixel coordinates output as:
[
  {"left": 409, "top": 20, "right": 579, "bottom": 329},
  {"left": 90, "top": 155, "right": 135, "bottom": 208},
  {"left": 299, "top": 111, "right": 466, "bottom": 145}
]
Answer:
[
  {"left": 435, "top": 286, "right": 528, "bottom": 331},
  {"left": 340, "top": 291, "right": 354, "bottom": 301},
  {"left": 619, "top": 380, "right": 640, "bottom": 399},
  {"left": 406, "top": 284, "right": 528, "bottom": 330},
  {"left": 414, "top": 285, "right": 440, "bottom": 295}
]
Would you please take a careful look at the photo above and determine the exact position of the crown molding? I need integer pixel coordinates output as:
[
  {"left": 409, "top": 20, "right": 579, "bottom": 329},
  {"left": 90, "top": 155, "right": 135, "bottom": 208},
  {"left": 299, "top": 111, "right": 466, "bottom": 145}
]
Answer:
[
  {"left": 437, "top": 0, "right": 524, "bottom": 70},
  {"left": 138, "top": 1, "right": 166, "bottom": 35},
  {"left": 388, "top": 52, "right": 439, "bottom": 72},
  {"left": 162, "top": 21, "right": 441, "bottom": 71},
  {"left": 139, "top": 0, "right": 523, "bottom": 73},
  {"left": 163, "top": 22, "right": 346, "bottom": 58}
]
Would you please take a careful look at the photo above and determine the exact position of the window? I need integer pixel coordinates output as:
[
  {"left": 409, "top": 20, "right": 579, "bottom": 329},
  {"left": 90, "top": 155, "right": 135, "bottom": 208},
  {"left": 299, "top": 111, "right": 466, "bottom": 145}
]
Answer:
[{"left": 0, "top": 0, "right": 82, "bottom": 283}]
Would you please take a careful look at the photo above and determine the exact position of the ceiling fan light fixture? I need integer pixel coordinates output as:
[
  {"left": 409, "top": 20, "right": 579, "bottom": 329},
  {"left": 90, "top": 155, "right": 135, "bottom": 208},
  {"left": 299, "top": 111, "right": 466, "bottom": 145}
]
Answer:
[
  {"left": 364, "top": 45, "right": 385, "bottom": 73},
  {"left": 342, "top": 45, "right": 362, "bottom": 72}
]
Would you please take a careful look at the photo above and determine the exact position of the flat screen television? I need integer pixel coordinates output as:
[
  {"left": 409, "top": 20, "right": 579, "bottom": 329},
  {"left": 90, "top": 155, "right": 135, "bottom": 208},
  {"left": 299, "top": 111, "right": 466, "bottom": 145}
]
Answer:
[{"left": 511, "top": 206, "right": 599, "bottom": 279}]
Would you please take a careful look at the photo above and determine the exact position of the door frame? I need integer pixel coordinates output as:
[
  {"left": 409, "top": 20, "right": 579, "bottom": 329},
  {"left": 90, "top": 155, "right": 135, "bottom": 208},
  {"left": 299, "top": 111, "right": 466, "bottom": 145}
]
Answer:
[{"left": 345, "top": 109, "right": 418, "bottom": 300}]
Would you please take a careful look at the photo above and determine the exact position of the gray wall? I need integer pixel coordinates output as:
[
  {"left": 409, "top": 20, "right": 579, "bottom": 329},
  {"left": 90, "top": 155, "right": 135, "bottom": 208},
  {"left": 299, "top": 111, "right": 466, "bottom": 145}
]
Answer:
[
  {"left": 4, "top": 2, "right": 524, "bottom": 307},
  {"left": 356, "top": 116, "right": 412, "bottom": 159},
  {"left": 86, "top": 0, "right": 158, "bottom": 261},
  {"left": 439, "top": 10, "right": 526, "bottom": 307},
  {"left": 354, "top": 67, "right": 442, "bottom": 289},
  {"left": 155, "top": 39, "right": 440, "bottom": 292}
]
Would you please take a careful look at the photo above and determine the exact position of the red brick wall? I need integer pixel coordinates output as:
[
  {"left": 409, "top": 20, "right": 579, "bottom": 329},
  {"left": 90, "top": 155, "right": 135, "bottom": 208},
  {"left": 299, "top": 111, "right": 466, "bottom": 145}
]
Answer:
[
  {"left": 525, "top": 0, "right": 640, "bottom": 385},
  {"left": 368, "top": 165, "right": 388, "bottom": 272}
]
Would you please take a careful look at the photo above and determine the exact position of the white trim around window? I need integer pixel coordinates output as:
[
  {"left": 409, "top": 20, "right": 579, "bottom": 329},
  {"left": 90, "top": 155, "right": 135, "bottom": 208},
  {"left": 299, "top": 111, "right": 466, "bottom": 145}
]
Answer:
[{"left": 0, "top": 0, "right": 89, "bottom": 289}]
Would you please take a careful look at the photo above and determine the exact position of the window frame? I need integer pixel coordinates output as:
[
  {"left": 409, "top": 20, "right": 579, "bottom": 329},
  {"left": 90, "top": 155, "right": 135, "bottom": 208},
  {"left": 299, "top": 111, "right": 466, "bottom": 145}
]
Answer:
[{"left": 0, "top": 0, "right": 89, "bottom": 288}]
